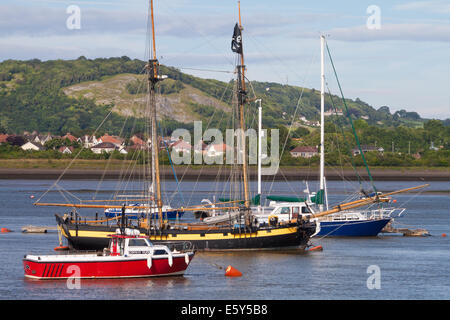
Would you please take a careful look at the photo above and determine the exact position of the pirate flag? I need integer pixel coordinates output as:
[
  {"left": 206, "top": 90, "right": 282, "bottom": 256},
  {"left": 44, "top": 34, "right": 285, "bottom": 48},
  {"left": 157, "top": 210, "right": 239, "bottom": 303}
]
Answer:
[{"left": 231, "top": 23, "right": 242, "bottom": 54}]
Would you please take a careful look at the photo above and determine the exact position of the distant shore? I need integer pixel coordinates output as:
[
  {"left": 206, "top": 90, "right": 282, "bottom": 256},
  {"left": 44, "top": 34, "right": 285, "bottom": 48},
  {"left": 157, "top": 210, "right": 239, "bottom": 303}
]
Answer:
[{"left": 0, "top": 163, "right": 449, "bottom": 181}]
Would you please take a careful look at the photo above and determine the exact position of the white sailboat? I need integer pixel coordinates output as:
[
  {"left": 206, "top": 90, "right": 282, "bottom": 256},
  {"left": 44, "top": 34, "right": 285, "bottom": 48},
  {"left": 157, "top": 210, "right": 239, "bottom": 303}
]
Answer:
[{"left": 252, "top": 35, "right": 417, "bottom": 237}]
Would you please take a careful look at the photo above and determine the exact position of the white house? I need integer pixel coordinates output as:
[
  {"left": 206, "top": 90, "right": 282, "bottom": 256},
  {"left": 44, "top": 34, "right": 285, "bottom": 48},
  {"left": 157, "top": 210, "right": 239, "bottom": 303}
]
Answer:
[
  {"left": 78, "top": 135, "right": 99, "bottom": 148},
  {"left": 91, "top": 142, "right": 117, "bottom": 154},
  {"left": 21, "top": 141, "right": 44, "bottom": 151},
  {"left": 290, "top": 146, "right": 318, "bottom": 158},
  {"left": 33, "top": 134, "right": 53, "bottom": 145},
  {"left": 58, "top": 146, "right": 74, "bottom": 154}
]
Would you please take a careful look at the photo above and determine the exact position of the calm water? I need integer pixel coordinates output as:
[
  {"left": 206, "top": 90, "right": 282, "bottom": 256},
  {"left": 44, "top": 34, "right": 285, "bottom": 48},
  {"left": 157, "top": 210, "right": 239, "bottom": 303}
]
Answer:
[{"left": 0, "top": 178, "right": 448, "bottom": 300}]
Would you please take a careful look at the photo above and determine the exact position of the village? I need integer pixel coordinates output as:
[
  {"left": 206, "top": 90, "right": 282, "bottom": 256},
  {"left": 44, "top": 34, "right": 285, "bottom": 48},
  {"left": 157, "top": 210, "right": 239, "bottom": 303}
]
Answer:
[
  {"left": 0, "top": 128, "right": 425, "bottom": 162},
  {"left": 0, "top": 131, "right": 246, "bottom": 159}
]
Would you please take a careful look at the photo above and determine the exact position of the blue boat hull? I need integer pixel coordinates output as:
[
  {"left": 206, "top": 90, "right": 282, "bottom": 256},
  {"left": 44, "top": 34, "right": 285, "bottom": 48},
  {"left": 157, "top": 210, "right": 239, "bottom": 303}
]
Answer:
[
  {"left": 104, "top": 210, "right": 184, "bottom": 220},
  {"left": 316, "top": 218, "right": 391, "bottom": 237}
]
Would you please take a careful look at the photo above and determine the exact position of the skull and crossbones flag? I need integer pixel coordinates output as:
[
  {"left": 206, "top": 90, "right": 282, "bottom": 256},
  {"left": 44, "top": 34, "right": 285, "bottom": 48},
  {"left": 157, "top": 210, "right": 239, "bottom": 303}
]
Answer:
[{"left": 231, "top": 23, "right": 242, "bottom": 54}]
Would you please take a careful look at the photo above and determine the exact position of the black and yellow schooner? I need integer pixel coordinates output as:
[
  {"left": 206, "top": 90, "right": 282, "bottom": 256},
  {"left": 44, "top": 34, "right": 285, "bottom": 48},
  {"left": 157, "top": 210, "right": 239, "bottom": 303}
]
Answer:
[{"left": 35, "top": 1, "right": 319, "bottom": 252}]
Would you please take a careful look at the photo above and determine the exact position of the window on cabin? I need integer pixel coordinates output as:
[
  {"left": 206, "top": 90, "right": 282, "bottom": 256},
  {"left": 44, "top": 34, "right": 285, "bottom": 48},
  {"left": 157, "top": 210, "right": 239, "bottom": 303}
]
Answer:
[
  {"left": 302, "top": 206, "right": 311, "bottom": 213},
  {"left": 292, "top": 207, "right": 300, "bottom": 214},
  {"left": 128, "top": 239, "right": 148, "bottom": 247},
  {"left": 281, "top": 207, "right": 290, "bottom": 214}
]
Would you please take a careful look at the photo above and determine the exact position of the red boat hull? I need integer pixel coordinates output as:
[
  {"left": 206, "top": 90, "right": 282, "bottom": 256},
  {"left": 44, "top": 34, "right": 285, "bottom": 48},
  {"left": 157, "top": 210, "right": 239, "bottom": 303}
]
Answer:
[{"left": 23, "top": 254, "right": 194, "bottom": 280}]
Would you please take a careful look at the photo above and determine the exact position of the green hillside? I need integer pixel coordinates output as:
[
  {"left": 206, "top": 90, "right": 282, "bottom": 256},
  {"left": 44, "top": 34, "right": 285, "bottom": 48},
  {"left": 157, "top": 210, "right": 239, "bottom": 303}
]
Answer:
[
  {"left": 0, "top": 56, "right": 449, "bottom": 167},
  {"left": 0, "top": 56, "right": 433, "bottom": 138}
]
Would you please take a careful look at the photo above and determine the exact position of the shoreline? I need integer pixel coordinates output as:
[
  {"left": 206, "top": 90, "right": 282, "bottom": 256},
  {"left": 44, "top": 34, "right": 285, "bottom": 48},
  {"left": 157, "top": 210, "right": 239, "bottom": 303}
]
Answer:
[{"left": 0, "top": 166, "right": 449, "bottom": 181}]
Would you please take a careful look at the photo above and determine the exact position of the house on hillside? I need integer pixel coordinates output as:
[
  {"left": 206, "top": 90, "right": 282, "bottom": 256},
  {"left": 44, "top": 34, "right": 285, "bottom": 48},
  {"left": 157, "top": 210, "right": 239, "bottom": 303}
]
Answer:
[
  {"left": 290, "top": 146, "right": 318, "bottom": 158},
  {"left": 128, "top": 134, "right": 150, "bottom": 150},
  {"left": 324, "top": 109, "right": 343, "bottom": 116},
  {"left": 91, "top": 142, "right": 117, "bottom": 154},
  {"left": 78, "top": 135, "right": 100, "bottom": 148},
  {"left": 62, "top": 133, "right": 78, "bottom": 143},
  {"left": 352, "top": 145, "right": 384, "bottom": 156},
  {"left": 21, "top": 141, "right": 44, "bottom": 151},
  {"left": 33, "top": 134, "right": 54, "bottom": 145},
  {"left": 91, "top": 142, "right": 128, "bottom": 154},
  {"left": 171, "top": 139, "right": 192, "bottom": 153},
  {"left": 130, "top": 135, "right": 145, "bottom": 147},
  {"left": 99, "top": 133, "right": 124, "bottom": 147},
  {"left": 58, "top": 146, "right": 74, "bottom": 154}
]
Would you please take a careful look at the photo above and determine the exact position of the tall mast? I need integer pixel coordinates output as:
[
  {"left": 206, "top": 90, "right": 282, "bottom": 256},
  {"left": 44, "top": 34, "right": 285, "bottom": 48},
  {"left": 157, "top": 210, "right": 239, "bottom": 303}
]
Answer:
[
  {"left": 319, "top": 35, "right": 325, "bottom": 211},
  {"left": 257, "top": 98, "right": 262, "bottom": 214},
  {"left": 237, "top": 1, "right": 250, "bottom": 209},
  {"left": 147, "top": 0, "right": 163, "bottom": 224}
]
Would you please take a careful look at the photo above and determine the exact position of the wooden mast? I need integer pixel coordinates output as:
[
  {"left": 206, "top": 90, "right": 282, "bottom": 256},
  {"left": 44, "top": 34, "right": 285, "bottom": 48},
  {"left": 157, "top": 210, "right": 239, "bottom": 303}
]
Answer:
[
  {"left": 147, "top": 0, "right": 163, "bottom": 226},
  {"left": 237, "top": 1, "right": 250, "bottom": 209}
]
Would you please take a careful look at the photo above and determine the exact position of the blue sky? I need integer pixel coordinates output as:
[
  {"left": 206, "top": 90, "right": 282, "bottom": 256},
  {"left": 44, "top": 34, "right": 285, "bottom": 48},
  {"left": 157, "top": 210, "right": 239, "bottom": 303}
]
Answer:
[{"left": 1, "top": 0, "right": 450, "bottom": 119}]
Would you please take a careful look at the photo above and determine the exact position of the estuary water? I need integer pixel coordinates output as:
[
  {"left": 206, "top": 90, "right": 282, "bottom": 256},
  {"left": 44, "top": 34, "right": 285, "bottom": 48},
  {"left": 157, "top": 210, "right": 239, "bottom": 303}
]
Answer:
[{"left": 0, "top": 178, "right": 448, "bottom": 300}]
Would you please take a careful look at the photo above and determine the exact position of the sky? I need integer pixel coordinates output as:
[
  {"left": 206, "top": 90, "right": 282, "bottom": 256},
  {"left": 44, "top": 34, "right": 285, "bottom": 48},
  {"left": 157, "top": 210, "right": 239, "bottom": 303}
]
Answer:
[{"left": 1, "top": 0, "right": 450, "bottom": 119}]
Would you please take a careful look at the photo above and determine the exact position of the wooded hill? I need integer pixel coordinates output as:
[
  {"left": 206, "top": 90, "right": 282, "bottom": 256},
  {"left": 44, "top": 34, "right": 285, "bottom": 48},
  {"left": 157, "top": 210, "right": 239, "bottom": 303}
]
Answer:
[
  {"left": 0, "top": 56, "right": 448, "bottom": 164},
  {"left": 0, "top": 56, "right": 437, "bottom": 134}
]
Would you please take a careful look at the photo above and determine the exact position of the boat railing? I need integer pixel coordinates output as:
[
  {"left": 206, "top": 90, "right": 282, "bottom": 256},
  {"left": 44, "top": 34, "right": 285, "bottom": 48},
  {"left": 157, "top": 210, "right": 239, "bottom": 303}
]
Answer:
[
  {"left": 318, "top": 206, "right": 406, "bottom": 222},
  {"left": 357, "top": 207, "right": 406, "bottom": 219},
  {"left": 155, "top": 241, "right": 195, "bottom": 253}
]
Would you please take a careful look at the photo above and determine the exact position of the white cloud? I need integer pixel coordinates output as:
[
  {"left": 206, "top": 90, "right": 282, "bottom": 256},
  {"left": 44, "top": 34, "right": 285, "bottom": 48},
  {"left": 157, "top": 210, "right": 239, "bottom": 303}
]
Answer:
[
  {"left": 394, "top": 1, "right": 450, "bottom": 14},
  {"left": 300, "top": 23, "right": 450, "bottom": 42}
]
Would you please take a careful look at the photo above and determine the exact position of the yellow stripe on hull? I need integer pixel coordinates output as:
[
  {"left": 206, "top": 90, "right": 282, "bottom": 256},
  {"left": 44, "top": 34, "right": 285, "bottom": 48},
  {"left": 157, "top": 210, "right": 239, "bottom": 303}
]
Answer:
[{"left": 67, "top": 227, "right": 299, "bottom": 241}]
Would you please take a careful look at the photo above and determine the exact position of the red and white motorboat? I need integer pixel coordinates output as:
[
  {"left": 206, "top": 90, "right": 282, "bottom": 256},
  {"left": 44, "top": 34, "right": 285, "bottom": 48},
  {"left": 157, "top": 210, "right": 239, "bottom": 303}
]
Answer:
[{"left": 23, "top": 228, "right": 195, "bottom": 280}]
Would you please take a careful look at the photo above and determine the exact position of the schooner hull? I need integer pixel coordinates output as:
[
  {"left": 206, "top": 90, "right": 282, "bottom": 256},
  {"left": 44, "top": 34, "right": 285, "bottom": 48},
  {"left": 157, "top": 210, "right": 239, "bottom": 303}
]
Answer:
[{"left": 56, "top": 216, "right": 315, "bottom": 251}]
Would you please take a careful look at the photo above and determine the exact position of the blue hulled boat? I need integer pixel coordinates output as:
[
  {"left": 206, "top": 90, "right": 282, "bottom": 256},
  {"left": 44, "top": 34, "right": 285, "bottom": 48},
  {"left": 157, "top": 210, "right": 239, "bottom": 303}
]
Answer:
[{"left": 316, "top": 216, "right": 391, "bottom": 237}]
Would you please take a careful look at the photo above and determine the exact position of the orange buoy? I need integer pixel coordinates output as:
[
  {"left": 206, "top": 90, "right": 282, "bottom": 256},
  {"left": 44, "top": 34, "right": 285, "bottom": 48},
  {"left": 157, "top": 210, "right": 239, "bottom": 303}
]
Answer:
[
  {"left": 393, "top": 199, "right": 397, "bottom": 203},
  {"left": 54, "top": 246, "right": 70, "bottom": 251},
  {"left": 442, "top": 233, "right": 447, "bottom": 237},
  {"left": 225, "top": 265, "right": 242, "bottom": 277},
  {"left": 308, "top": 245, "right": 323, "bottom": 252},
  {"left": 1, "top": 228, "right": 12, "bottom": 233}
]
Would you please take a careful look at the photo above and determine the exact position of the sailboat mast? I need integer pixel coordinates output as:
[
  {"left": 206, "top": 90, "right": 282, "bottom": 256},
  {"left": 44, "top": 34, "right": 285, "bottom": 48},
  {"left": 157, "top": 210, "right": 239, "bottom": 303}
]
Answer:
[
  {"left": 237, "top": 1, "right": 250, "bottom": 209},
  {"left": 257, "top": 98, "right": 262, "bottom": 213},
  {"left": 319, "top": 35, "right": 325, "bottom": 211},
  {"left": 147, "top": 0, "right": 163, "bottom": 224}
]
